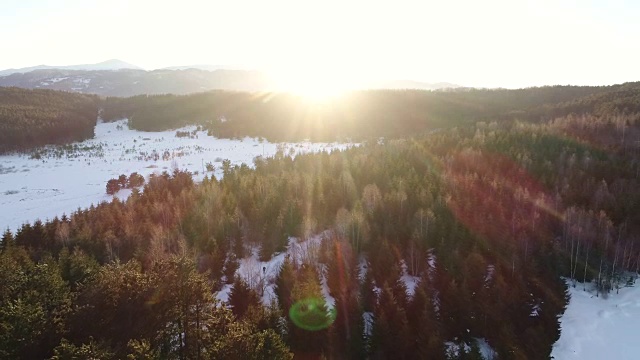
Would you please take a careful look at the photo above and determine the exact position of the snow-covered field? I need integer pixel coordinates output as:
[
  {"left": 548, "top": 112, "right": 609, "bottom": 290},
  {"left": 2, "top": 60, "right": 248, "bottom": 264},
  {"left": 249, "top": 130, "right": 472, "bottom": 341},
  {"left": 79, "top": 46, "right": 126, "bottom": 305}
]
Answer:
[
  {"left": 0, "top": 119, "right": 352, "bottom": 232},
  {"left": 552, "top": 280, "right": 640, "bottom": 359}
]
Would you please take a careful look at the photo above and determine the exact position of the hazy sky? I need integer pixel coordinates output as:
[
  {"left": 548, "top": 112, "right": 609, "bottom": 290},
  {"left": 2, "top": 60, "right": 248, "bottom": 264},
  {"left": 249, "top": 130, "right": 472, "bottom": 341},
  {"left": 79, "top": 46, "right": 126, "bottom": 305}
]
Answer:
[{"left": 2, "top": 0, "right": 640, "bottom": 88}]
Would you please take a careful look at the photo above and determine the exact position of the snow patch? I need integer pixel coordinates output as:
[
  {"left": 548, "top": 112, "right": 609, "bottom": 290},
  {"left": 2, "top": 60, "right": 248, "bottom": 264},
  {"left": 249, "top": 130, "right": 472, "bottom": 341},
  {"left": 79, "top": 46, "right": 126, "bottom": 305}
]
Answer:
[
  {"left": 476, "top": 338, "right": 497, "bottom": 360},
  {"left": 400, "top": 260, "right": 420, "bottom": 296},
  {"left": 224, "top": 232, "right": 331, "bottom": 307},
  {"left": 552, "top": 279, "right": 640, "bottom": 360},
  {"left": 445, "top": 338, "right": 496, "bottom": 360},
  {"left": 49, "top": 77, "right": 69, "bottom": 83},
  {"left": 363, "top": 311, "right": 374, "bottom": 337},
  {"left": 216, "top": 284, "right": 232, "bottom": 303}
]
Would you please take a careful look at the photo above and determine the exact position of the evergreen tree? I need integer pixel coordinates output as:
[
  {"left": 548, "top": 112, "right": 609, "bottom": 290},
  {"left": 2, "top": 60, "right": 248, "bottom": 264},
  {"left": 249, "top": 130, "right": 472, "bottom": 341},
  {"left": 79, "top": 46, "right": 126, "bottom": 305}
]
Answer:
[
  {"left": 229, "top": 276, "right": 260, "bottom": 318},
  {"left": 371, "top": 284, "right": 410, "bottom": 359},
  {"left": 274, "top": 257, "right": 296, "bottom": 313},
  {"left": 0, "top": 249, "right": 71, "bottom": 359},
  {"left": 0, "top": 228, "right": 14, "bottom": 252}
]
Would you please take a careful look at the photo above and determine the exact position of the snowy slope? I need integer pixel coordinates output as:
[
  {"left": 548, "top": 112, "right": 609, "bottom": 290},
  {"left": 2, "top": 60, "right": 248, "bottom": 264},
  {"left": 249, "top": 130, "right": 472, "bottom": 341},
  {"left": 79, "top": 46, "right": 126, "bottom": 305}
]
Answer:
[
  {"left": 552, "top": 280, "right": 640, "bottom": 359},
  {"left": 0, "top": 119, "right": 351, "bottom": 232}
]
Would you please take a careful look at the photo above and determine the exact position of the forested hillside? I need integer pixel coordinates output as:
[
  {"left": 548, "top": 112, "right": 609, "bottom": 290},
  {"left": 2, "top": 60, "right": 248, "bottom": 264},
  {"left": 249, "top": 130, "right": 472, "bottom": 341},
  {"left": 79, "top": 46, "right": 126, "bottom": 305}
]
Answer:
[
  {"left": 0, "top": 68, "right": 275, "bottom": 96},
  {"left": 0, "top": 87, "right": 99, "bottom": 153},
  {"left": 101, "top": 84, "right": 637, "bottom": 141},
  {"left": 3, "top": 82, "right": 638, "bottom": 153},
  {"left": 2, "top": 106, "right": 638, "bottom": 358}
]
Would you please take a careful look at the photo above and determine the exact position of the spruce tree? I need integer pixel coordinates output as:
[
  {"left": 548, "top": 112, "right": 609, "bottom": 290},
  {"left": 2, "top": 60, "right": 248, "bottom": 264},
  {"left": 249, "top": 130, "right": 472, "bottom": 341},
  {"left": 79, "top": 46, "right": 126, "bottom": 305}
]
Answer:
[
  {"left": 274, "top": 257, "right": 296, "bottom": 313},
  {"left": 0, "top": 228, "right": 14, "bottom": 252},
  {"left": 229, "top": 276, "right": 260, "bottom": 318},
  {"left": 371, "top": 284, "right": 410, "bottom": 359}
]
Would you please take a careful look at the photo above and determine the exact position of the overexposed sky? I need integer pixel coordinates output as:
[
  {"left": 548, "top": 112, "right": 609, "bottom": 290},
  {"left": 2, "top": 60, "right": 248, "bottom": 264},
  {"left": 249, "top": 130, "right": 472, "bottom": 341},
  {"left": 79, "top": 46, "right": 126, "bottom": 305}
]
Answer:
[{"left": 2, "top": 0, "right": 640, "bottom": 88}]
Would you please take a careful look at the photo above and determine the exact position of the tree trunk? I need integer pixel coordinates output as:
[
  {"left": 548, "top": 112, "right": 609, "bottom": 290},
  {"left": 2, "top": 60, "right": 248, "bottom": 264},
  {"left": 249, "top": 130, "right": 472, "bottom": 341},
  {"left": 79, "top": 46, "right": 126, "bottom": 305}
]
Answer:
[{"left": 583, "top": 245, "right": 590, "bottom": 291}]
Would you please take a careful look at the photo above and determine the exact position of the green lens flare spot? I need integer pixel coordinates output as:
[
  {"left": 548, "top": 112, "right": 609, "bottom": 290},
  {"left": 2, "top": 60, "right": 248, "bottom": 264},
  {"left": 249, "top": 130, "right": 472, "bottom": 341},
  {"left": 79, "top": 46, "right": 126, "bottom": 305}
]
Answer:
[{"left": 289, "top": 297, "right": 337, "bottom": 331}]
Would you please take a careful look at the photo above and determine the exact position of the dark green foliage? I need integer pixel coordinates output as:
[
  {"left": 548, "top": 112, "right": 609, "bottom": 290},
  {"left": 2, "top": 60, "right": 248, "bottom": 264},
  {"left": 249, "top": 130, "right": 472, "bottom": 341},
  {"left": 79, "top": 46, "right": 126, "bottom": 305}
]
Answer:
[
  {"left": 100, "top": 83, "right": 640, "bottom": 142},
  {"left": 371, "top": 284, "right": 411, "bottom": 359},
  {"left": 285, "top": 263, "right": 332, "bottom": 357},
  {"left": 57, "top": 246, "right": 100, "bottom": 289},
  {"left": 50, "top": 338, "right": 115, "bottom": 360},
  {"left": 62, "top": 255, "right": 290, "bottom": 359},
  {"left": 409, "top": 280, "right": 445, "bottom": 359},
  {"left": 1, "top": 228, "right": 14, "bottom": 252},
  {"left": 274, "top": 257, "right": 296, "bottom": 314},
  {"left": 0, "top": 87, "right": 99, "bottom": 153},
  {"left": 229, "top": 276, "right": 261, "bottom": 318},
  {"left": 0, "top": 248, "right": 71, "bottom": 359},
  {"left": 4, "top": 93, "right": 640, "bottom": 358}
]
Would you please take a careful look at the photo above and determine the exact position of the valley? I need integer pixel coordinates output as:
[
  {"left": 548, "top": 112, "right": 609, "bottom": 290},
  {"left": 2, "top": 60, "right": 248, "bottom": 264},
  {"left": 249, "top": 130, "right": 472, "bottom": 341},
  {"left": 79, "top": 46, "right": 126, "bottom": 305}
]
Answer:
[{"left": 0, "top": 118, "right": 351, "bottom": 232}]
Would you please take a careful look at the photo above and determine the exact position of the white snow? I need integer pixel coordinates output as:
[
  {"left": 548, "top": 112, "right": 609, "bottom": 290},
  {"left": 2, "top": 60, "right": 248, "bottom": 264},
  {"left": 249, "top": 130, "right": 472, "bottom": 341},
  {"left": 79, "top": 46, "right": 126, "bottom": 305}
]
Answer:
[
  {"left": 73, "top": 78, "right": 91, "bottom": 84},
  {"left": 400, "top": 260, "right": 420, "bottom": 296},
  {"left": 484, "top": 264, "right": 495, "bottom": 285},
  {"left": 427, "top": 250, "right": 436, "bottom": 282},
  {"left": 552, "top": 279, "right": 640, "bottom": 360},
  {"left": 319, "top": 263, "right": 336, "bottom": 309},
  {"left": 357, "top": 255, "right": 368, "bottom": 282},
  {"left": 363, "top": 311, "right": 374, "bottom": 336},
  {"left": 216, "top": 283, "right": 232, "bottom": 303},
  {"left": 0, "top": 119, "right": 352, "bottom": 232},
  {"left": 217, "top": 232, "right": 332, "bottom": 307},
  {"left": 49, "top": 77, "right": 69, "bottom": 83},
  {"left": 72, "top": 77, "right": 92, "bottom": 88},
  {"left": 444, "top": 340, "right": 471, "bottom": 358},
  {"left": 476, "top": 338, "right": 497, "bottom": 360},
  {"left": 445, "top": 338, "right": 496, "bottom": 360}
]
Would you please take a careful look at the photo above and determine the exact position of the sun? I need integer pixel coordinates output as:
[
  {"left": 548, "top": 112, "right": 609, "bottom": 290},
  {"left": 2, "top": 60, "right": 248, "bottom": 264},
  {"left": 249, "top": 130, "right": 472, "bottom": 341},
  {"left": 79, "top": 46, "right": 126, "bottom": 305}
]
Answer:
[{"left": 274, "top": 66, "right": 358, "bottom": 102}]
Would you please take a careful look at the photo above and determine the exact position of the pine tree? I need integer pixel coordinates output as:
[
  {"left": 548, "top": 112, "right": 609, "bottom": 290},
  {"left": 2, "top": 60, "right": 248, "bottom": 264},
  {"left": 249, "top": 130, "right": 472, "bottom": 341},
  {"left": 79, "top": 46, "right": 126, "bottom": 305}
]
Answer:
[
  {"left": 371, "top": 284, "right": 410, "bottom": 359},
  {"left": 0, "top": 228, "right": 14, "bottom": 252},
  {"left": 408, "top": 280, "right": 445, "bottom": 360},
  {"left": 361, "top": 266, "right": 377, "bottom": 312},
  {"left": 287, "top": 263, "right": 331, "bottom": 356},
  {"left": 228, "top": 276, "right": 260, "bottom": 318},
  {"left": 331, "top": 288, "right": 366, "bottom": 359},
  {"left": 274, "top": 257, "right": 296, "bottom": 313},
  {"left": 391, "top": 263, "right": 409, "bottom": 310}
]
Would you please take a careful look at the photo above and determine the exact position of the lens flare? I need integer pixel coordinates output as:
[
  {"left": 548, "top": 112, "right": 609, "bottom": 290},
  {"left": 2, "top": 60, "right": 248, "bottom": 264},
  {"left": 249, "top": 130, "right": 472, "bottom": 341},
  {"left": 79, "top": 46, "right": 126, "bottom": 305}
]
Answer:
[{"left": 289, "top": 297, "right": 337, "bottom": 331}]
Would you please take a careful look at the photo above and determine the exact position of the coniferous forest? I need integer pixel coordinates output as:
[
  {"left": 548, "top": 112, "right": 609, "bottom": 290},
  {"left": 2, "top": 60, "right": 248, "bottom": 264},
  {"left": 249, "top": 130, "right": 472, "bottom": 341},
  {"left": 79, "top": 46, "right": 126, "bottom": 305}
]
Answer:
[
  {"left": 1, "top": 84, "right": 640, "bottom": 359},
  {"left": 0, "top": 87, "right": 99, "bottom": 153},
  {"left": 101, "top": 82, "right": 640, "bottom": 141}
]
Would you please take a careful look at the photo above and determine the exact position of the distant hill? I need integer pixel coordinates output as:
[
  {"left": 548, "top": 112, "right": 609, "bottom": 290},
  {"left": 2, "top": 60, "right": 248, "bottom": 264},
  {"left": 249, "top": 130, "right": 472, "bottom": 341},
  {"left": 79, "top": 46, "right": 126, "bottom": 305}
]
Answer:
[
  {"left": 161, "top": 64, "right": 248, "bottom": 71},
  {"left": 0, "top": 60, "right": 460, "bottom": 96},
  {"left": 368, "top": 79, "right": 461, "bottom": 90},
  {"left": 0, "top": 68, "right": 277, "bottom": 96},
  {"left": 102, "top": 82, "right": 635, "bottom": 142},
  {"left": 0, "top": 59, "right": 142, "bottom": 77}
]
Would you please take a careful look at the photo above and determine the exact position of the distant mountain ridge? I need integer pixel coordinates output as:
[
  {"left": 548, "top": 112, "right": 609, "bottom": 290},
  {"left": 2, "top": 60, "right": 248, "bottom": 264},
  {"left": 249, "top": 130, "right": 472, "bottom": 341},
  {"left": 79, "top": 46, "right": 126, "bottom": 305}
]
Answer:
[
  {"left": 0, "top": 68, "right": 277, "bottom": 96},
  {"left": 368, "top": 79, "right": 460, "bottom": 90},
  {"left": 161, "top": 64, "right": 249, "bottom": 71},
  {"left": 0, "top": 59, "right": 142, "bottom": 77},
  {"left": 0, "top": 59, "right": 461, "bottom": 96}
]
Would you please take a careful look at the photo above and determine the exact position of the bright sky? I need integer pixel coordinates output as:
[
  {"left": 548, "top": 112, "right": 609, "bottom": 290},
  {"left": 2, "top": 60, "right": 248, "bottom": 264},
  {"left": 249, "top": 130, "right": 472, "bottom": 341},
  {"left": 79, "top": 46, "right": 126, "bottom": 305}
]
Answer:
[{"left": 2, "top": 0, "right": 640, "bottom": 88}]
